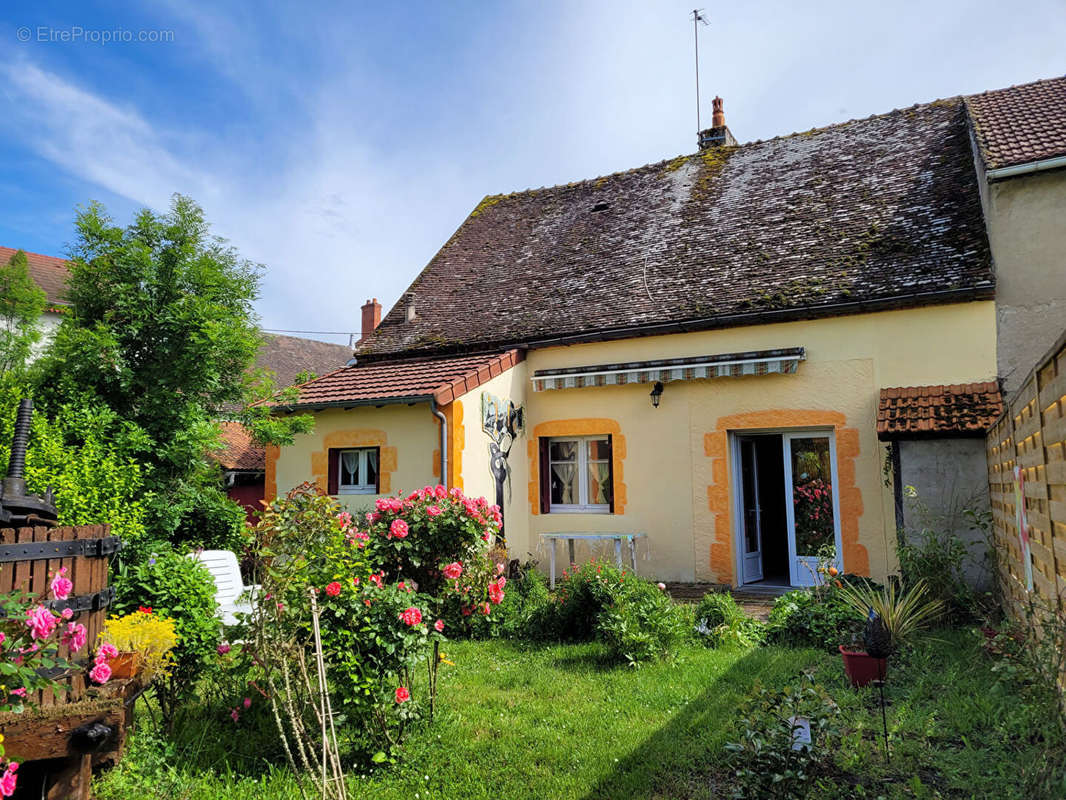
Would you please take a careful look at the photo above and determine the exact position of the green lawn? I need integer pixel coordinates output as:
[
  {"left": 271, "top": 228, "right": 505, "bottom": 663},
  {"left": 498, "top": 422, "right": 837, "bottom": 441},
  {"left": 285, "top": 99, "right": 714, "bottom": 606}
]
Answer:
[{"left": 95, "top": 634, "right": 1066, "bottom": 799}]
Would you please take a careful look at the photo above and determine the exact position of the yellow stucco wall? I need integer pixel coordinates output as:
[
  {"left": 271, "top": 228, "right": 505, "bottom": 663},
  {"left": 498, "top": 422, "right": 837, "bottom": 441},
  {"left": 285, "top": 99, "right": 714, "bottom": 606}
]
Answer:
[
  {"left": 977, "top": 168, "right": 1066, "bottom": 392},
  {"left": 451, "top": 362, "right": 530, "bottom": 559},
  {"left": 522, "top": 301, "right": 997, "bottom": 583},
  {"left": 273, "top": 403, "right": 440, "bottom": 512},
  {"left": 271, "top": 301, "right": 996, "bottom": 586}
]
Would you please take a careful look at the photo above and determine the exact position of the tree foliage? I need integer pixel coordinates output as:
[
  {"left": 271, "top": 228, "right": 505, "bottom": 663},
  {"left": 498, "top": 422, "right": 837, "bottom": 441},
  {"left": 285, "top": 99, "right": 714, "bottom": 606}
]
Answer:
[
  {"left": 0, "top": 249, "right": 47, "bottom": 375},
  {"left": 32, "top": 196, "right": 288, "bottom": 549}
]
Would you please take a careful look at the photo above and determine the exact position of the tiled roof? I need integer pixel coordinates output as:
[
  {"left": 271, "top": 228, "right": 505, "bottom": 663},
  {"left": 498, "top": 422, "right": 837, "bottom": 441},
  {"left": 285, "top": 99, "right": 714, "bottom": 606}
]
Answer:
[
  {"left": 877, "top": 382, "right": 1003, "bottom": 439},
  {"left": 0, "top": 246, "right": 70, "bottom": 307},
  {"left": 213, "top": 421, "right": 265, "bottom": 471},
  {"left": 357, "top": 97, "right": 992, "bottom": 359},
  {"left": 276, "top": 350, "right": 523, "bottom": 409},
  {"left": 256, "top": 334, "right": 352, "bottom": 388},
  {"left": 966, "top": 76, "right": 1066, "bottom": 171}
]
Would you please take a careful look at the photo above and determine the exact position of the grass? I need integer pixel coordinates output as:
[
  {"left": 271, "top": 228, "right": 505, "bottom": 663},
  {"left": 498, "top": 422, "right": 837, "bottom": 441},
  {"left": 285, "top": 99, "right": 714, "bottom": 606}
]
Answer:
[{"left": 95, "top": 633, "right": 1066, "bottom": 799}]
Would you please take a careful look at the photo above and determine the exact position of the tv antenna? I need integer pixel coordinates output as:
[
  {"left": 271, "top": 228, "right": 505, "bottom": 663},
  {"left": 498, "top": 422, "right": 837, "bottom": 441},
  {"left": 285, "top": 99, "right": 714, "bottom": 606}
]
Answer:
[{"left": 692, "top": 9, "right": 709, "bottom": 134}]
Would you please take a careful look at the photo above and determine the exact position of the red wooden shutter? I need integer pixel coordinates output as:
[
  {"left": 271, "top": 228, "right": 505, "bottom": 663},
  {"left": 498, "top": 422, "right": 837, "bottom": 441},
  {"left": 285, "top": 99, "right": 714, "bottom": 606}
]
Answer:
[
  {"left": 606, "top": 434, "right": 615, "bottom": 513},
  {"left": 539, "top": 438, "right": 551, "bottom": 513},
  {"left": 372, "top": 447, "right": 381, "bottom": 493},
  {"left": 327, "top": 449, "right": 340, "bottom": 495}
]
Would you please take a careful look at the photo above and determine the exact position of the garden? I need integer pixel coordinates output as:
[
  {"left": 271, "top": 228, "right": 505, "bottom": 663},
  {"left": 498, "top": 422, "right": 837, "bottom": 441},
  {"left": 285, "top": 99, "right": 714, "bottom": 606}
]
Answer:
[{"left": 1, "top": 199, "right": 1064, "bottom": 798}]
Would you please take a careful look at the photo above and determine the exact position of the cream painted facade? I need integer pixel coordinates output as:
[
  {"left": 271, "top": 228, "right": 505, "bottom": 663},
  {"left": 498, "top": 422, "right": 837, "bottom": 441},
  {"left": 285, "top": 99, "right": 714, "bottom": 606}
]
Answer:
[
  {"left": 975, "top": 166, "right": 1066, "bottom": 393},
  {"left": 270, "top": 301, "right": 996, "bottom": 586}
]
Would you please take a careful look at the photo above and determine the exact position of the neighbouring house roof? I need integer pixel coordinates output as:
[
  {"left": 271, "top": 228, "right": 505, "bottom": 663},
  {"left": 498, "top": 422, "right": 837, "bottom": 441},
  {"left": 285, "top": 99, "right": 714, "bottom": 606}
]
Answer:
[
  {"left": 0, "top": 246, "right": 70, "bottom": 307},
  {"left": 966, "top": 75, "right": 1066, "bottom": 172},
  {"left": 273, "top": 350, "right": 524, "bottom": 410},
  {"left": 356, "top": 96, "right": 993, "bottom": 360},
  {"left": 214, "top": 421, "right": 266, "bottom": 472},
  {"left": 255, "top": 334, "right": 353, "bottom": 388},
  {"left": 877, "top": 382, "right": 1003, "bottom": 440}
]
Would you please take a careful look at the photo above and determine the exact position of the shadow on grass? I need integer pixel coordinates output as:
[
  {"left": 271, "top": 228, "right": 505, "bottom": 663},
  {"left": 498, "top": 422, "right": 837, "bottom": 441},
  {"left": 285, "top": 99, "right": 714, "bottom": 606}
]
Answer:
[{"left": 579, "top": 647, "right": 819, "bottom": 800}]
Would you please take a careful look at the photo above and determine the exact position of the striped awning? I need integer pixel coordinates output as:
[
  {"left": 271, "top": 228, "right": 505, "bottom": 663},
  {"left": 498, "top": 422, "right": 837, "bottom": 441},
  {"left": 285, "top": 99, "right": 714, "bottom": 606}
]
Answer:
[{"left": 531, "top": 348, "right": 805, "bottom": 392}]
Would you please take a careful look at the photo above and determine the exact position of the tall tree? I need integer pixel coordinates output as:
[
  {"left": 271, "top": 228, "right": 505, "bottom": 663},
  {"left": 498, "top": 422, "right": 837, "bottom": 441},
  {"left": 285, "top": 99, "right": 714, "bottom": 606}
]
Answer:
[
  {"left": 0, "top": 249, "right": 47, "bottom": 375},
  {"left": 34, "top": 195, "right": 302, "bottom": 549}
]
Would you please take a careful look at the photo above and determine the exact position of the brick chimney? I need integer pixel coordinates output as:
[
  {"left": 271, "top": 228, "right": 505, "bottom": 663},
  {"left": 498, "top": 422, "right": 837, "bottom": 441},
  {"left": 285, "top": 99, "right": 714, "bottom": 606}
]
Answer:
[
  {"left": 698, "top": 96, "right": 738, "bottom": 150},
  {"left": 360, "top": 298, "right": 381, "bottom": 340}
]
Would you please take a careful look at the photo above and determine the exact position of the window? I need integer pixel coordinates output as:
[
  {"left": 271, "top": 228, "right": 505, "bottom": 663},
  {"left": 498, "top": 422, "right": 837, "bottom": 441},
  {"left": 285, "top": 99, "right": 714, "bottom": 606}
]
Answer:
[
  {"left": 328, "top": 447, "right": 379, "bottom": 494},
  {"left": 541, "top": 435, "right": 613, "bottom": 513}
]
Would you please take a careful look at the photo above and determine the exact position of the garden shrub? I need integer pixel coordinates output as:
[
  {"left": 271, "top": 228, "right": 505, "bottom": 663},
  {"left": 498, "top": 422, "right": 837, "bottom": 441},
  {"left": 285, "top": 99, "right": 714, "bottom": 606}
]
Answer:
[
  {"left": 466, "top": 560, "right": 552, "bottom": 640},
  {"left": 112, "top": 545, "right": 221, "bottom": 723},
  {"left": 543, "top": 560, "right": 692, "bottom": 664},
  {"left": 695, "top": 591, "right": 765, "bottom": 648},
  {"left": 243, "top": 483, "right": 505, "bottom": 765},
  {"left": 897, "top": 516, "right": 988, "bottom": 622},
  {"left": 764, "top": 581, "right": 872, "bottom": 652},
  {"left": 724, "top": 671, "right": 842, "bottom": 799}
]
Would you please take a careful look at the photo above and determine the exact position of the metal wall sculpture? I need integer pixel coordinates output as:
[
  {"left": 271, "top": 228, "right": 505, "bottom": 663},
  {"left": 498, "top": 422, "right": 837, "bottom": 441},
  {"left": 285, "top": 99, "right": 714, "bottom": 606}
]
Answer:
[{"left": 480, "top": 393, "right": 524, "bottom": 539}]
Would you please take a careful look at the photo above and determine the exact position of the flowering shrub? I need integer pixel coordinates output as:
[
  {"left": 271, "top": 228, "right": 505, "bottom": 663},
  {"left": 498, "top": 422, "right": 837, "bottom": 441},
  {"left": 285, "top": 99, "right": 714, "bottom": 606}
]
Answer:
[
  {"left": 694, "top": 592, "right": 765, "bottom": 648},
  {"left": 362, "top": 486, "right": 501, "bottom": 596},
  {"left": 0, "top": 566, "right": 108, "bottom": 796},
  {"left": 793, "top": 478, "right": 834, "bottom": 556}
]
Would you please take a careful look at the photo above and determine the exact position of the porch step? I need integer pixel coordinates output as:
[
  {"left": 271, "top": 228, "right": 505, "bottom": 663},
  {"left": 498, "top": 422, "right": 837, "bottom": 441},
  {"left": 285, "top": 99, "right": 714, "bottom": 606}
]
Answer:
[{"left": 664, "top": 582, "right": 788, "bottom": 622}]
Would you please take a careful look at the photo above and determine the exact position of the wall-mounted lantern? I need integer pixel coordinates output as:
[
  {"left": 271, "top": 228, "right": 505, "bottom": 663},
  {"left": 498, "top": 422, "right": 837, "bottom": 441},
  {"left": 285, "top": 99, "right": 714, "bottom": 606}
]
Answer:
[{"left": 650, "top": 381, "right": 664, "bottom": 409}]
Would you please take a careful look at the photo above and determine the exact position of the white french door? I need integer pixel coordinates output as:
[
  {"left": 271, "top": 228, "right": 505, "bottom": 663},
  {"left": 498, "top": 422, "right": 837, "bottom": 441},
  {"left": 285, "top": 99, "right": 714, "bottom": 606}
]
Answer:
[
  {"left": 782, "top": 431, "right": 843, "bottom": 587},
  {"left": 739, "top": 439, "right": 764, "bottom": 583}
]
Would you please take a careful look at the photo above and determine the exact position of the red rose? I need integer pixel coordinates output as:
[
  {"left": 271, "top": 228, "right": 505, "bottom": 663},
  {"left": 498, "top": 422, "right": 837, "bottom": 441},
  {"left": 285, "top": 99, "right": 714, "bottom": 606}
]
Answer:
[
  {"left": 434, "top": 619, "right": 445, "bottom": 632},
  {"left": 399, "top": 607, "right": 423, "bottom": 626},
  {"left": 325, "top": 581, "right": 342, "bottom": 597},
  {"left": 395, "top": 686, "right": 410, "bottom": 703}
]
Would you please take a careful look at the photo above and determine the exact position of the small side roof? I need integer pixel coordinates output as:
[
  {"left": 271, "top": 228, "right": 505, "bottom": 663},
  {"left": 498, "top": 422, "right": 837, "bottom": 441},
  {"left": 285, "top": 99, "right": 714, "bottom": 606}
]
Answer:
[
  {"left": 0, "top": 246, "right": 70, "bottom": 307},
  {"left": 272, "top": 349, "right": 524, "bottom": 410},
  {"left": 877, "top": 382, "right": 1003, "bottom": 440},
  {"left": 966, "top": 75, "right": 1066, "bottom": 171}
]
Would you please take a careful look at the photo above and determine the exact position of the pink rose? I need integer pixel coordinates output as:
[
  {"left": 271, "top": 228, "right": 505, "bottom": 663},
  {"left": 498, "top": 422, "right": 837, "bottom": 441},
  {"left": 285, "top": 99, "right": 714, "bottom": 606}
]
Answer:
[
  {"left": 217, "top": 643, "right": 231, "bottom": 656},
  {"left": 395, "top": 686, "right": 410, "bottom": 704},
  {"left": 89, "top": 661, "right": 111, "bottom": 684},
  {"left": 426, "top": 505, "right": 442, "bottom": 517},
  {"left": 390, "top": 519, "right": 409, "bottom": 539},
  {"left": 442, "top": 562, "right": 463, "bottom": 580},
  {"left": 25, "top": 605, "right": 56, "bottom": 640},
  {"left": 60, "top": 608, "right": 73, "bottom": 620},
  {"left": 61, "top": 622, "right": 88, "bottom": 653},
  {"left": 9, "top": 688, "right": 26, "bottom": 698},
  {"left": 399, "top": 607, "right": 423, "bottom": 626},
  {"left": 369, "top": 573, "right": 383, "bottom": 589},
  {"left": 230, "top": 708, "right": 240, "bottom": 722},
  {"left": 0, "top": 769, "right": 14, "bottom": 797},
  {"left": 98, "top": 643, "right": 119, "bottom": 660},
  {"left": 434, "top": 619, "right": 445, "bottom": 632},
  {"left": 243, "top": 697, "right": 252, "bottom": 709},
  {"left": 488, "top": 581, "right": 505, "bottom": 605},
  {"left": 50, "top": 568, "right": 72, "bottom": 601},
  {"left": 434, "top": 485, "right": 447, "bottom": 499}
]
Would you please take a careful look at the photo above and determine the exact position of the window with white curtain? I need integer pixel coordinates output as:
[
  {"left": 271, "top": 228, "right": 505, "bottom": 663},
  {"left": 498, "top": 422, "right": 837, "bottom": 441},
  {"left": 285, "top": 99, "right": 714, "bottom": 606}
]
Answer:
[
  {"left": 548, "top": 436, "right": 611, "bottom": 512},
  {"left": 338, "top": 447, "right": 379, "bottom": 494}
]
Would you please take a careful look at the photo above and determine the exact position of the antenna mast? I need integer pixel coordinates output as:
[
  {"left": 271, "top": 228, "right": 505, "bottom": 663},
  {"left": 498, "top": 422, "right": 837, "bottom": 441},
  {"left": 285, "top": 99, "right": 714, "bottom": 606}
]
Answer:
[{"left": 692, "top": 9, "right": 709, "bottom": 136}]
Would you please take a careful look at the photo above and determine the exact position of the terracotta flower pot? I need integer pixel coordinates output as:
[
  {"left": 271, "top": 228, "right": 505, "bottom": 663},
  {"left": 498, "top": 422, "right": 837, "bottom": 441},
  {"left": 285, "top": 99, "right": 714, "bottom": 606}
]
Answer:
[
  {"left": 839, "top": 645, "right": 887, "bottom": 688},
  {"left": 108, "top": 651, "right": 141, "bottom": 680}
]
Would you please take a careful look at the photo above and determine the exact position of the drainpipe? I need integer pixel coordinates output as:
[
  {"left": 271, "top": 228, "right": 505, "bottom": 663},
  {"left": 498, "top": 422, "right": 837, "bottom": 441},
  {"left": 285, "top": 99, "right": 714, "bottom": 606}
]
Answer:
[{"left": 430, "top": 398, "right": 448, "bottom": 489}]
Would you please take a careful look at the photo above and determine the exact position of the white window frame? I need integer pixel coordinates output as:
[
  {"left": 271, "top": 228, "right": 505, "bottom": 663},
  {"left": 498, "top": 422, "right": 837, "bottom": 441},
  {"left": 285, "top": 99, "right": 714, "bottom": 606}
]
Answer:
[
  {"left": 337, "top": 447, "right": 379, "bottom": 495},
  {"left": 548, "top": 435, "right": 611, "bottom": 514}
]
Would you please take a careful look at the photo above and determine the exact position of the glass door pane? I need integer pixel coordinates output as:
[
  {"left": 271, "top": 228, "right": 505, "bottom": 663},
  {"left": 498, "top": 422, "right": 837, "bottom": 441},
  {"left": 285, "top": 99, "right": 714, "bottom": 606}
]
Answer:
[{"left": 789, "top": 437, "right": 835, "bottom": 557}]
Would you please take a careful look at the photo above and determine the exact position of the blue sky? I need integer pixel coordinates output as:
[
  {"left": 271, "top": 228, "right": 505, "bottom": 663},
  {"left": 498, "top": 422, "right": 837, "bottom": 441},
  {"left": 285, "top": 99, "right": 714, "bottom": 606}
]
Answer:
[{"left": 2, "top": 1, "right": 1064, "bottom": 345}]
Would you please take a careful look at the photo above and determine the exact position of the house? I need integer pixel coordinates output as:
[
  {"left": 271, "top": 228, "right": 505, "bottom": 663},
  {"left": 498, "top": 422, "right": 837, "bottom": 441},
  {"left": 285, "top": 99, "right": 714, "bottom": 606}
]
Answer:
[{"left": 268, "top": 77, "right": 1064, "bottom": 588}]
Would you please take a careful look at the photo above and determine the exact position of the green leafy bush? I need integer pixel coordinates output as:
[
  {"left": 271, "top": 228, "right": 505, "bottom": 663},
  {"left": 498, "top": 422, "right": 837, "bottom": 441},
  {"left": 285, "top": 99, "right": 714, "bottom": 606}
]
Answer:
[
  {"left": 897, "top": 519, "right": 985, "bottom": 622},
  {"left": 542, "top": 560, "right": 692, "bottom": 664},
  {"left": 695, "top": 592, "right": 765, "bottom": 648},
  {"left": 0, "top": 378, "right": 150, "bottom": 550},
  {"left": 112, "top": 545, "right": 221, "bottom": 723},
  {"left": 466, "top": 560, "right": 552, "bottom": 640},
  {"left": 724, "top": 671, "right": 842, "bottom": 799},
  {"left": 764, "top": 583, "right": 866, "bottom": 652}
]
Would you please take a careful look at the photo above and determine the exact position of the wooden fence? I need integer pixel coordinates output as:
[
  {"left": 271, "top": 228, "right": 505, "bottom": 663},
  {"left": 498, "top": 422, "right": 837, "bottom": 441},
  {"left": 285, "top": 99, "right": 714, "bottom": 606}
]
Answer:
[
  {"left": 0, "top": 524, "right": 116, "bottom": 707},
  {"left": 986, "top": 330, "right": 1066, "bottom": 618}
]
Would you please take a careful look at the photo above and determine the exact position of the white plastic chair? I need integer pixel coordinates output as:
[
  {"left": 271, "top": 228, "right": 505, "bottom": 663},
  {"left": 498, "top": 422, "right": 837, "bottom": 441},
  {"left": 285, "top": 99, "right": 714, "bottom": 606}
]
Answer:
[{"left": 190, "top": 550, "right": 259, "bottom": 626}]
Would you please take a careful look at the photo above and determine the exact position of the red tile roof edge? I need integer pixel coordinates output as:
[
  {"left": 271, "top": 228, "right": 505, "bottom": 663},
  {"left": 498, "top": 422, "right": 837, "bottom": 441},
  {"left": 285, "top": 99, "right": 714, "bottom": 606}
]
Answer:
[
  {"left": 432, "top": 350, "right": 524, "bottom": 405},
  {"left": 876, "top": 382, "right": 1003, "bottom": 440}
]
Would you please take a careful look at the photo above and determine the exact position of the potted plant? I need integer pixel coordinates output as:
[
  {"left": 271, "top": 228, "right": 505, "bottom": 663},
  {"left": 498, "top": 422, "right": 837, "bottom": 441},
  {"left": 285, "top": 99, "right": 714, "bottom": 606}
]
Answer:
[
  {"left": 99, "top": 608, "right": 178, "bottom": 681},
  {"left": 834, "top": 578, "right": 943, "bottom": 687}
]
